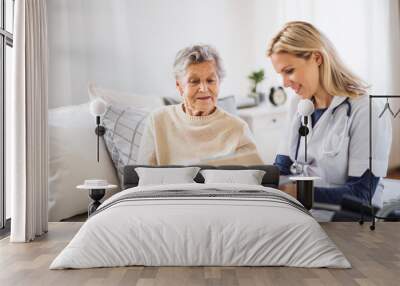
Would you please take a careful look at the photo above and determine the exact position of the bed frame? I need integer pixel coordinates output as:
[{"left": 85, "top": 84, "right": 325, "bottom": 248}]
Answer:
[{"left": 122, "top": 165, "right": 280, "bottom": 190}]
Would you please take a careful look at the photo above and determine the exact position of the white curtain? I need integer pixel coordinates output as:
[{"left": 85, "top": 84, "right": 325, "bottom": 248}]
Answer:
[{"left": 9, "top": 0, "right": 49, "bottom": 242}]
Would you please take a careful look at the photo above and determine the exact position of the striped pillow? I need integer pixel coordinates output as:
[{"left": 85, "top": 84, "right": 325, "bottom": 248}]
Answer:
[{"left": 102, "top": 105, "right": 149, "bottom": 182}]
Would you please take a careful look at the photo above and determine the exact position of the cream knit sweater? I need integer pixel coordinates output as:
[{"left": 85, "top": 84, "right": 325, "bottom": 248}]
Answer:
[{"left": 138, "top": 104, "right": 263, "bottom": 165}]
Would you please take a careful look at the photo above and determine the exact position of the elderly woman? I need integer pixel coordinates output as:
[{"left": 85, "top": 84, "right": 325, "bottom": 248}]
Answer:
[{"left": 138, "top": 45, "right": 262, "bottom": 165}]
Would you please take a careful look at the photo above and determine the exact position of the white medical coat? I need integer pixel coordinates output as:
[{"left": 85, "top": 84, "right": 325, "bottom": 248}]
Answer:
[{"left": 280, "top": 95, "right": 392, "bottom": 204}]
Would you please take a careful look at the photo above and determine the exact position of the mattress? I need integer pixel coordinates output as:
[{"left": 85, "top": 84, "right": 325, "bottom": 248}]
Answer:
[{"left": 50, "top": 183, "right": 351, "bottom": 269}]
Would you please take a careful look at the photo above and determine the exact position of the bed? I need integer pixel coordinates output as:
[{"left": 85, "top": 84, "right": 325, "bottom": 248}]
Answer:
[{"left": 50, "top": 165, "right": 350, "bottom": 269}]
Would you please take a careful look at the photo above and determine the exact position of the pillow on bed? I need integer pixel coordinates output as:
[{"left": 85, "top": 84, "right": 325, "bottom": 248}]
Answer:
[
  {"left": 102, "top": 105, "right": 150, "bottom": 182},
  {"left": 88, "top": 82, "right": 164, "bottom": 108},
  {"left": 49, "top": 102, "right": 120, "bottom": 221},
  {"left": 200, "top": 169, "right": 266, "bottom": 185},
  {"left": 135, "top": 167, "right": 201, "bottom": 186}
]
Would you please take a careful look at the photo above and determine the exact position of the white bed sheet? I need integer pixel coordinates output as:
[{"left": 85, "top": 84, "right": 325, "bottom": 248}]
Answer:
[{"left": 50, "top": 183, "right": 350, "bottom": 269}]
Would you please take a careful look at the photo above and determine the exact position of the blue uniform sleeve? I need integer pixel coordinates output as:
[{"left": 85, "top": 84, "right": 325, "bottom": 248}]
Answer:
[
  {"left": 314, "top": 170, "right": 380, "bottom": 205},
  {"left": 274, "top": 154, "right": 293, "bottom": 176}
]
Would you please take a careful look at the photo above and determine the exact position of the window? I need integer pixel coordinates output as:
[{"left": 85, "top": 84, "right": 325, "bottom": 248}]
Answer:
[{"left": 1, "top": 0, "right": 14, "bottom": 230}]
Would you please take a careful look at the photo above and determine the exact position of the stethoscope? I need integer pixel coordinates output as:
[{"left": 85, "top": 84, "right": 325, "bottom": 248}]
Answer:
[{"left": 290, "top": 98, "right": 352, "bottom": 175}]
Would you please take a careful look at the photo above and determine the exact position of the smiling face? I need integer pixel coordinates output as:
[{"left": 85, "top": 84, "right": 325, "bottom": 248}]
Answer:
[
  {"left": 176, "top": 61, "right": 219, "bottom": 116},
  {"left": 270, "top": 52, "right": 322, "bottom": 100}
]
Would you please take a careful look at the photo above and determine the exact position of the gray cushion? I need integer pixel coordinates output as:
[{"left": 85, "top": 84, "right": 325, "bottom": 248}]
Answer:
[
  {"left": 163, "top": 95, "right": 237, "bottom": 115},
  {"left": 217, "top": 95, "right": 237, "bottom": 115},
  {"left": 102, "top": 106, "right": 149, "bottom": 182}
]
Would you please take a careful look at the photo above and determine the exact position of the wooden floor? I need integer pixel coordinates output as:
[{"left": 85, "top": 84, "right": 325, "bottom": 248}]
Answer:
[{"left": 0, "top": 222, "right": 399, "bottom": 286}]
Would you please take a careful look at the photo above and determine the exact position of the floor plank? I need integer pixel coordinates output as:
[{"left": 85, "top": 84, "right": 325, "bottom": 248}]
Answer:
[{"left": 0, "top": 222, "right": 399, "bottom": 286}]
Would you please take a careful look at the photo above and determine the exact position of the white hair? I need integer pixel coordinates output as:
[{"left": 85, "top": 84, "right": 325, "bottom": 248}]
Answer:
[{"left": 173, "top": 44, "right": 225, "bottom": 80}]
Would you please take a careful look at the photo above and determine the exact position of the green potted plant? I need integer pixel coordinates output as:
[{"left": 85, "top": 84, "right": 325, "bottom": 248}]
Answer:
[{"left": 248, "top": 69, "right": 265, "bottom": 104}]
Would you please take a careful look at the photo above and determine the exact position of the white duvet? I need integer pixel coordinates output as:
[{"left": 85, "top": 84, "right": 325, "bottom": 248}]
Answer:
[{"left": 50, "top": 183, "right": 351, "bottom": 269}]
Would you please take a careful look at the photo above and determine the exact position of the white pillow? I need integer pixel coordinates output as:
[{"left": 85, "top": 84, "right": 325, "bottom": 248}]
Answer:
[
  {"left": 49, "top": 102, "right": 119, "bottom": 221},
  {"left": 200, "top": 169, "right": 266, "bottom": 185},
  {"left": 135, "top": 167, "right": 201, "bottom": 186},
  {"left": 88, "top": 82, "right": 164, "bottom": 109}
]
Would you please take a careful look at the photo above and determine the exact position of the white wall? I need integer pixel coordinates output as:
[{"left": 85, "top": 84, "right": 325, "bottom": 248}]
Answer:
[
  {"left": 47, "top": 0, "right": 280, "bottom": 108},
  {"left": 47, "top": 0, "right": 400, "bottom": 102}
]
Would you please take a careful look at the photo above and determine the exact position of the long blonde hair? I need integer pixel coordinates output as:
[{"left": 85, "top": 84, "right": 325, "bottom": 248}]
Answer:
[{"left": 268, "top": 21, "right": 368, "bottom": 97}]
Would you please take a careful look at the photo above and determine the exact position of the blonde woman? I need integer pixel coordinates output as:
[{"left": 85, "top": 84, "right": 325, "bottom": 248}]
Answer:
[{"left": 268, "top": 21, "right": 392, "bottom": 207}]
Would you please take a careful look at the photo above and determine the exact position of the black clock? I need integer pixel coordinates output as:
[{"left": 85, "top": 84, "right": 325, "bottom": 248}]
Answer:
[{"left": 269, "top": 86, "right": 287, "bottom": 106}]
